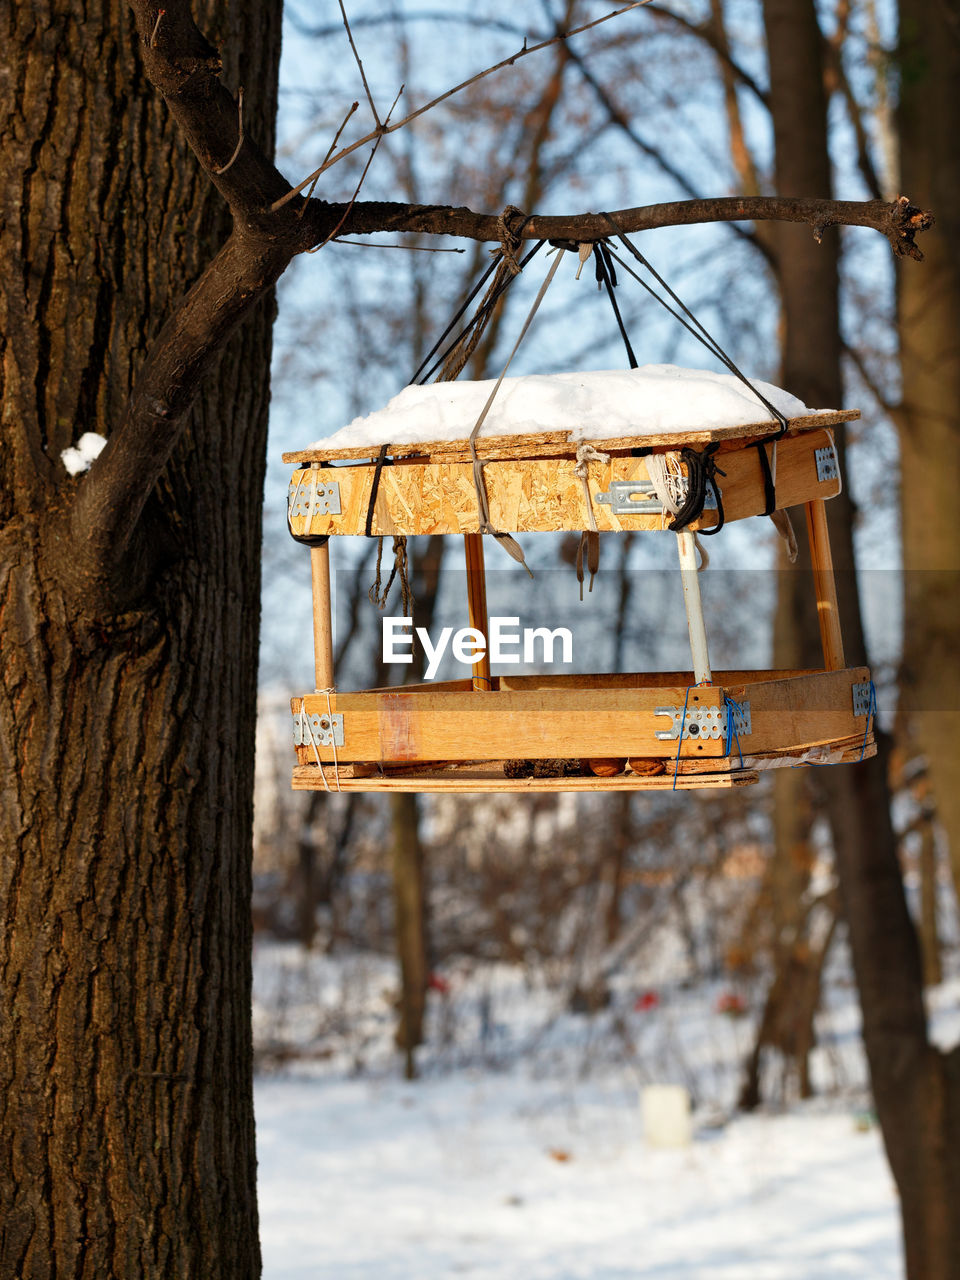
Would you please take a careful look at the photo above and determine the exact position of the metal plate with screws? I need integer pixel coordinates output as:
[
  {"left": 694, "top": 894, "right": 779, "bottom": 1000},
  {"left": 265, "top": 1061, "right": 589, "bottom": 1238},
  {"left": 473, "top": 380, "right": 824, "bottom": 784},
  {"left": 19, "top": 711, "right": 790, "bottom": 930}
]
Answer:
[
  {"left": 293, "top": 710, "right": 345, "bottom": 748},
  {"left": 655, "top": 704, "right": 725, "bottom": 741},
  {"left": 815, "top": 445, "right": 839, "bottom": 483},
  {"left": 288, "top": 478, "right": 341, "bottom": 520},
  {"left": 725, "top": 700, "right": 752, "bottom": 737},
  {"left": 852, "top": 683, "right": 874, "bottom": 718},
  {"left": 596, "top": 480, "right": 718, "bottom": 516}
]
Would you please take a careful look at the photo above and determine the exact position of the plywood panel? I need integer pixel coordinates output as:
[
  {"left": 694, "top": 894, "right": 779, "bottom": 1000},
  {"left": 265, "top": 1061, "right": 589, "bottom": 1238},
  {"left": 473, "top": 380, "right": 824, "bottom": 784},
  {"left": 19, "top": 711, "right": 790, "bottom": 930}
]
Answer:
[
  {"left": 283, "top": 409, "right": 859, "bottom": 464},
  {"left": 291, "top": 763, "right": 759, "bottom": 792},
  {"left": 288, "top": 429, "right": 841, "bottom": 538}
]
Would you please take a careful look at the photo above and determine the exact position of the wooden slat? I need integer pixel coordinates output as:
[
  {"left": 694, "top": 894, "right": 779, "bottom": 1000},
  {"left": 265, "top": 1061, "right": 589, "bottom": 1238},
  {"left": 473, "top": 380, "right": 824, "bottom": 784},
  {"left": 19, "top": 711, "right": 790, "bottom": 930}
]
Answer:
[
  {"left": 464, "top": 533, "right": 492, "bottom": 690},
  {"left": 287, "top": 429, "right": 842, "bottom": 538},
  {"left": 495, "top": 669, "right": 817, "bottom": 691},
  {"left": 805, "top": 499, "right": 845, "bottom": 671},
  {"left": 674, "top": 731, "right": 875, "bottom": 772},
  {"left": 292, "top": 685, "right": 729, "bottom": 763},
  {"left": 310, "top": 542, "right": 335, "bottom": 690},
  {"left": 283, "top": 409, "right": 859, "bottom": 464},
  {"left": 730, "top": 667, "right": 871, "bottom": 753},
  {"left": 362, "top": 671, "right": 817, "bottom": 694},
  {"left": 290, "top": 668, "right": 874, "bottom": 771},
  {"left": 291, "top": 763, "right": 759, "bottom": 792}
]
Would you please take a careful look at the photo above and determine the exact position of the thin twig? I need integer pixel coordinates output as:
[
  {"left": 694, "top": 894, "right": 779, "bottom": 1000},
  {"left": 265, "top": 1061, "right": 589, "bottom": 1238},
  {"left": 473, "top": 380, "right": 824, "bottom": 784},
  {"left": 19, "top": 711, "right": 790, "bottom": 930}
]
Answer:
[
  {"left": 338, "top": 0, "right": 380, "bottom": 127},
  {"left": 272, "top": 0, "right": 647, "bottom": 211},
  {"left": 332, "top": 239, "right": 465, "bottom": 251},
  {"left": 213, "top": 87, "right": 244, "bottom": 175},
  {"left": 306, "top": 86, "right": 404, "bottom": 254},
  {"left": 150, "top": 7, "right": 165, "bottom": 47},
  {"left": 298, "top": 100, "right": 359, "bottom": 217}
]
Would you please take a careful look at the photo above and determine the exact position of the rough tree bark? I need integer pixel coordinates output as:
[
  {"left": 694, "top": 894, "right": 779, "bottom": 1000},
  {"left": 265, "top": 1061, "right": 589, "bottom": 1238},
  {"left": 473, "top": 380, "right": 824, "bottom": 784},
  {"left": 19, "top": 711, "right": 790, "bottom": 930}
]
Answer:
[
  {"left": 0, "top": 3, "right": 280, "bottom": 1276},
  {"left": 763, "top": 0, "right": 960, "bottom": 1275},
  {"left": 896, "top": 0, "right": 960, "bottom": 899},
  {"left": 0, "top": 0, "right": 937, "bottom": 1272}
]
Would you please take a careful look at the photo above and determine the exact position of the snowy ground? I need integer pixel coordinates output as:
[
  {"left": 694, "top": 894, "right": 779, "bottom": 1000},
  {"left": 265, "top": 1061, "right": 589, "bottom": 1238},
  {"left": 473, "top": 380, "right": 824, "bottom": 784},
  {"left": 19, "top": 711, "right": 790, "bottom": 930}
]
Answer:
[
  {"left": 249, "top": 942, "right": 960, "bottom": 1279},
  {"left": 256, "top": 1071, "right": 900, "bottom": 1279}
]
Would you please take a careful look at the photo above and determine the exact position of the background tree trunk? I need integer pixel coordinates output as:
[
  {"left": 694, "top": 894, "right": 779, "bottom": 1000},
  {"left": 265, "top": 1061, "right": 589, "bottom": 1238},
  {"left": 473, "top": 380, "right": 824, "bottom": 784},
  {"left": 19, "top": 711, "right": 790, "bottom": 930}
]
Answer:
[
  {"left": 896, "top": 0, "right": 960, "bottom": 899},
  {"left": 0, "top": 4, "right": 281, "bottom": 1276},
  {"left": 763, "top": 0, "right": 960, "bottom": 1275}
]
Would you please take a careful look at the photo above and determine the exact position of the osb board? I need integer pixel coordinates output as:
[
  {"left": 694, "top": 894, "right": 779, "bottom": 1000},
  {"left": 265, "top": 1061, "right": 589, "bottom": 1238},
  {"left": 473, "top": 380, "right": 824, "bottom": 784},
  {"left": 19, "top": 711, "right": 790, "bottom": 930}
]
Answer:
[
  {"left": 283, "top": 409, "right": 859, "bottom": 465},
  {"left": 292, "top": 686, "right": 729, "bottom": 764},
  {"left": 291, "top": 763, "right": 760, "bottom": 792},
  {"left": 288, "top": 429, "right": 841, "bottom": 537}
]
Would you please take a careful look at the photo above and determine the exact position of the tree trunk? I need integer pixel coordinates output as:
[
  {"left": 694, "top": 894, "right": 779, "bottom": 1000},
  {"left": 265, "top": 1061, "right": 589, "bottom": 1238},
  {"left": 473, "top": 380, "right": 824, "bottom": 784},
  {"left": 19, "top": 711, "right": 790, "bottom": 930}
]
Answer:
[
  {"left": 391, "top": 792, "right": 429, "bottom": 1078},
  {"left": 387, "top": 536, "right": 445, "bottom": 1076},
  {"left": 763, "top": 0, "right": 960, "bottom": 1274},
  {"left": 919, "top": 816, "right": 943, "bottom": 988},
  {"left": 896, "top": 0, "right": 960, "bottom": 900},
  {"left": 0, "top": 4, "right": 280, "bottom": 1276}
]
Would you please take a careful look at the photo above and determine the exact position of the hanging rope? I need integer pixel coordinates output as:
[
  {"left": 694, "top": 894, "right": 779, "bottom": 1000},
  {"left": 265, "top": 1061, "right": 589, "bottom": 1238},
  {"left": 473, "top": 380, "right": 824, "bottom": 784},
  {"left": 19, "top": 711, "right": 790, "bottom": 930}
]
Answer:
[
  {"left": 464, "top": 243, "right": 567, "bottom": 575},
  {"left": 594, "top": 241, "right": 638, "bottom": 369},
  {"left": 369, "top": 209, "right": 546, "bottom": 607},
  {"left": 597, "top": 212, "right": 794, "bottom": 525},
  {"left": 574, "top": 442, "right": 609, "bottom": 598},
  {"left": 419, "top": 209, "right": 543, "bottom": 386},
  {"left": 368, "top": 534, "right": 412, "bottom": 613}
]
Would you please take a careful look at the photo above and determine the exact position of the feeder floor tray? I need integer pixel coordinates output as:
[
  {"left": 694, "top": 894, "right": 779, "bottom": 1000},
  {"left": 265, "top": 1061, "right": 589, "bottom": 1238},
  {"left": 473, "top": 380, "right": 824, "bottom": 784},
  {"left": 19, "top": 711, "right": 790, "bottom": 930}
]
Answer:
[{"left": 290, "top": 668, "right": 875, "bottom": 793}]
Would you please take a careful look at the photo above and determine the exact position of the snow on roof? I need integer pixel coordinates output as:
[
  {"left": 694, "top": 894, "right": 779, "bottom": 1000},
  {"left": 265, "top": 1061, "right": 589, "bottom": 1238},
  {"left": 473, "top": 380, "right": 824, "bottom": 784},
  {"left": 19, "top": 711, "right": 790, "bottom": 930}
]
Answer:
[{"left": 308, "top": 365, "right": 815, "bottom": 451}]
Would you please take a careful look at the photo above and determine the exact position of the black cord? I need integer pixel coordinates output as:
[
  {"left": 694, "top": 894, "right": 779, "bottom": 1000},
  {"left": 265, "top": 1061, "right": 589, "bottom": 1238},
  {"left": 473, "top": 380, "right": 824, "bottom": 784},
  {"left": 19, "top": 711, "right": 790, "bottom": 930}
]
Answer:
[
  {"left": 364, "top": 442, "right": 391, "bottom": 537},
  {"left": 598, "top": 215, "right": 789, "bottom": 440},
  {"left": 595, "top": 242, "right": 638, "bottom": 369},
  {"left": 668, "top": 443, "right": 726, "bottom": 534},
  {"left": 409, "top": 253, "right": 500, "bottom": 386},
  {"left": 413, "top": 240, "right": 546, "bottom": 385}
]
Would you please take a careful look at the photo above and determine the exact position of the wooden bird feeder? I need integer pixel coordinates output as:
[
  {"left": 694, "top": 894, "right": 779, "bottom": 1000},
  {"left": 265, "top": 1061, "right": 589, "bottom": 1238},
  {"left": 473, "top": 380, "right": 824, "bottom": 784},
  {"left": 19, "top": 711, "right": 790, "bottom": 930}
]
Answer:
[{"left": 283, "top": 398, "right": 876, "bottom": 793}]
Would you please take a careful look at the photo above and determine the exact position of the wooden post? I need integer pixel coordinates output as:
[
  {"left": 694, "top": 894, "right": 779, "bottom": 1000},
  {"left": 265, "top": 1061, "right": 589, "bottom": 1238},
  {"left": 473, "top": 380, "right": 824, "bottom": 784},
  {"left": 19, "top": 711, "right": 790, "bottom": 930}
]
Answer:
[
  {"left": 463, "top": 533, "right": 492, "bottom": 691},
  {"left": 676, "top": 531, "right": 712, "bottom": 685},
  {"left": 311, "top": 539, "right": 336, "bottom": 691},
  {"left": 804, "top": 499, "right": 844, "bottom": 671}
]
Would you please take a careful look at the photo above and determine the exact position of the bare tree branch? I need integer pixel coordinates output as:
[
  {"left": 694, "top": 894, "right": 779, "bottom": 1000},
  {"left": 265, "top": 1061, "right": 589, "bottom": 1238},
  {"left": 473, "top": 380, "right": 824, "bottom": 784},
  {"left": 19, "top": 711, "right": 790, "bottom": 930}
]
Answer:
[
  {"left": 58, "top": 229, "right": 294, "bottom": 606},
  {"left": 338, "top": 0, "right": 381, "bottom": 128},
  {"left": 129, "top": 0, "right": 290, "bottom": 213},
  {"left": 272, "top": 0, "right": 649, "bottom": 210},
  {"left": 323, "top": 194, "right": 933, "bottom": 260},
  {"left": 644, "top": 3, "right": 769, "bottom": 106},
  {"left": 559, "top": 38, "right": 770, "bottom": 263}
]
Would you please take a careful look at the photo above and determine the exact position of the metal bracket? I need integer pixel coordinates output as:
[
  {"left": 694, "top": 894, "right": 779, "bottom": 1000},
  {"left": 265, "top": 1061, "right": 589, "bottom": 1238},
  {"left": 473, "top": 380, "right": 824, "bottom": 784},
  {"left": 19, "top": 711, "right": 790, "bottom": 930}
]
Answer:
[
  {"left": 288, "top": 477, "right": 341, "bottom": 520},
  {"left": 852, "top": 683, "right": 874, "bottom": 718},
  {"left": 655, "top": 703, "right": 725, "bottom": 741},
  {"left": 815, "top": 445, "right": 839, "bottom": 483},
  {"left": 725, "top": 700, "right": 752, "bottom": 738},
  {"left": 596, "top": 480, "right": 718, "bottom": 515},
  {"left": 293, "top": 710, "right": 345, "bottom": 748}
]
